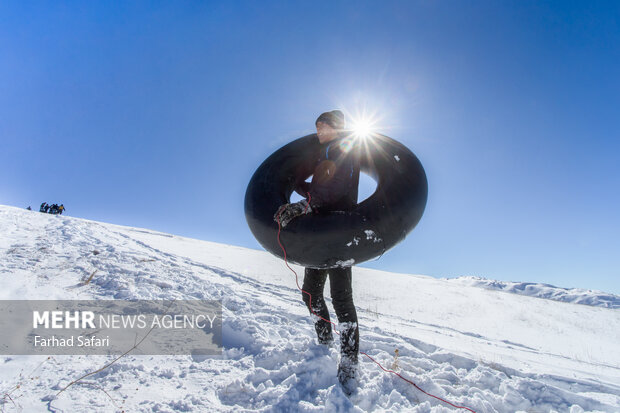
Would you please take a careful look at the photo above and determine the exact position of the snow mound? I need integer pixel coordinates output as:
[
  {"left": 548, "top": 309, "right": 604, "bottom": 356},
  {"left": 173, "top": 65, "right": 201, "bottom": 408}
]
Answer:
[
  {"left": 443, "top": 276, "right": 620, "bottom": 309},
  {"left": 1, "top": 205, "right": 619, "bottom": 412}
]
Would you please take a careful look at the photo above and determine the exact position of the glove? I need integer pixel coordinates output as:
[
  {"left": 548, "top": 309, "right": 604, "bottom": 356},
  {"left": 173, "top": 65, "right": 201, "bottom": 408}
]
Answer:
[{"left": 273, "top": 199, "right": 313, "bottom": 228}]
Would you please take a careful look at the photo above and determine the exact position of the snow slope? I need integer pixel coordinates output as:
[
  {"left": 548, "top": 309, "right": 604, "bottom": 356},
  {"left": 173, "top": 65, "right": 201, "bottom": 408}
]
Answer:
[
  {"left": 1, "top": 205, "right": 619, "bottom": 412},
  {"left": 442, "top": 276, "right": 619, "bottom": 309}
]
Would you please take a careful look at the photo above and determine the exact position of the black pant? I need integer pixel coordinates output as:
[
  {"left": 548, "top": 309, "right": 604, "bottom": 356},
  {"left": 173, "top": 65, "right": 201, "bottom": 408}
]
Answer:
[{"left": 302, "top": 266, "right": 359, "bottom": 362}]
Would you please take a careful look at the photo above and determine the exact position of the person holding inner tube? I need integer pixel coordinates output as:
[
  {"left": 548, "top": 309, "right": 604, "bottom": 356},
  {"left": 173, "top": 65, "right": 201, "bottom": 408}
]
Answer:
[{"left": 273, "top": 110, "right": 361, "bottom": 394}]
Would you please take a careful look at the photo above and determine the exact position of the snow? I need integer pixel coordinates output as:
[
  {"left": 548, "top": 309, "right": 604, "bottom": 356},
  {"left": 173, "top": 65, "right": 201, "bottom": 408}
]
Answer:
[
  {"left": 363, "top": 230, "right": 382, "bottom": 244},
  {"left": 335, "top": 259, "right": 356, "bottom": 267},
  {"left": 1, "top": 204, "right": 619, "bottom": 412},
  {"left": 442, "top": 276, "right": 620, "bottom": 309}
]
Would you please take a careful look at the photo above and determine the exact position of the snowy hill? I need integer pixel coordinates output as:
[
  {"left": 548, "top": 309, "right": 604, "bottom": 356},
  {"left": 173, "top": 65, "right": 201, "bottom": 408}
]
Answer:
[
  {"left": 442, "top": 276, "right": 620, "bottom": 310},
  {"left": 1, "top": 204, "right": 619, "bottom": 412}
]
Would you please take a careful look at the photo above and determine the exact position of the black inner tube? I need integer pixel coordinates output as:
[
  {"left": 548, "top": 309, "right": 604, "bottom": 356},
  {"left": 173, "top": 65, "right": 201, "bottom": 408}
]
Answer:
[{"left": 244, "top": 133, "right": 428, "bottom": 269}]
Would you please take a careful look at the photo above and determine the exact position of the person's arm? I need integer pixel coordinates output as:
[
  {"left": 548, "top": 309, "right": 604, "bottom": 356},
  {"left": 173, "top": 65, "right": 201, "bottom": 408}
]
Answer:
[
  {"left": 273, "top": 163, "right": 315, "bottom": 227},
  {"left": 292, "top": 157, "right": 315, "bottom": 198},
  {"left": 294, "top": 180, "right": 311, "bottom": 197}
]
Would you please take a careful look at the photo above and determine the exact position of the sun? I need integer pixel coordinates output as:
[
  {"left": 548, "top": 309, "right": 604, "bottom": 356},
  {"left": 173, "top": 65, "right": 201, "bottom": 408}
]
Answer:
[
  {"left": 350, "top": 118, "right": 374, "bottom": 139},
  {"left": 349, "top": 112, "right": 380, "bottom": 140}
]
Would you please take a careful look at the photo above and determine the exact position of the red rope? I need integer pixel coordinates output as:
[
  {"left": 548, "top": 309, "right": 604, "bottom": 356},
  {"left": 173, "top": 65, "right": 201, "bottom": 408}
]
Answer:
[{"left": 274, "top": 193, "right": 477, "bottom": 412}]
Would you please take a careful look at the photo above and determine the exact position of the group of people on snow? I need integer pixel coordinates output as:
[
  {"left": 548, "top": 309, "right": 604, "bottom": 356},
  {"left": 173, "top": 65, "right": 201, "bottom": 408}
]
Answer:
[{"left": 39, "top": 202, "right": 65, "bottom": 215}]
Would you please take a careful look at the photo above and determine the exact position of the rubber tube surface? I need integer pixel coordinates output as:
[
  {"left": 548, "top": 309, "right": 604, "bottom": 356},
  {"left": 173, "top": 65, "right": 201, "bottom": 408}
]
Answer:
[{"left": 244, "top": 133, "right": 428, "bottom": 268}]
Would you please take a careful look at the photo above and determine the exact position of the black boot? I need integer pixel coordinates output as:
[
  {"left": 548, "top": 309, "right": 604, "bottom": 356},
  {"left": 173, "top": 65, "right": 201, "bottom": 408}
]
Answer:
[
  {"left": 337, "top": 354, "right": 359, "bottom": 395},
  {"left": 317, "top": 324, "right": 334, "bottom": 345},
  {"left": 329, "top": 266, "right": 360, "bottom": 395}
]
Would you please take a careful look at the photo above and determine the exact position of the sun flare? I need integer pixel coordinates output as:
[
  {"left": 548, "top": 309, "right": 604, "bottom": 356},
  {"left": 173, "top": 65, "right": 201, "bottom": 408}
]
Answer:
[{"left": 347, "top": 109, "right": 382, "bottom": 140}]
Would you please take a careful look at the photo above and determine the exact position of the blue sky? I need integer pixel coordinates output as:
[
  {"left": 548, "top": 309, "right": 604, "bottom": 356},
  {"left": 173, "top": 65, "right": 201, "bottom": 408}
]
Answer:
[{"left": 2, "top": 1, "right": 619, "bottom": 294}]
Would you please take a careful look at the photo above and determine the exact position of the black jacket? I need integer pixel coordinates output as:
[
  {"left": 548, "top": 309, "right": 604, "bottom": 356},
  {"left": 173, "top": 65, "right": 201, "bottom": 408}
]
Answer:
[{"left": 295, "top": 133, "right": 361, "bottom": 212}]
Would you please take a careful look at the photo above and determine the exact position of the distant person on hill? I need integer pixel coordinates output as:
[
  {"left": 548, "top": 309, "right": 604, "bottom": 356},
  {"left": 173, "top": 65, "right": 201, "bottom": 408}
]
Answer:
[
  {"left": 40, "top": 202, "right": 48, "bottom": 213},
  {"left": 26, "top": 206, "right": 32, "bottom": 211},
  {"left": 58, "top": 204, "right": 65, "bottom": 215}
]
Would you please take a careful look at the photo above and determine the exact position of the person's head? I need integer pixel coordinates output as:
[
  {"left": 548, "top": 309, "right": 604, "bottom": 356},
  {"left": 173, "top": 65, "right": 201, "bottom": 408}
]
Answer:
[{"left": 315, "top": 110, "right": 345, "bottom": 143}]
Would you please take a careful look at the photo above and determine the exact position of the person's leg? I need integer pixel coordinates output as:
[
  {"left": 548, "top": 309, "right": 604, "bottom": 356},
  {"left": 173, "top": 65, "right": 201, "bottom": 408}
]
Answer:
[
  {"left": 302, "top": 267, "right": 333, "bottom": 344},
  {"left": 329, "top": 266, "right": 359, "bottom": 363}
]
